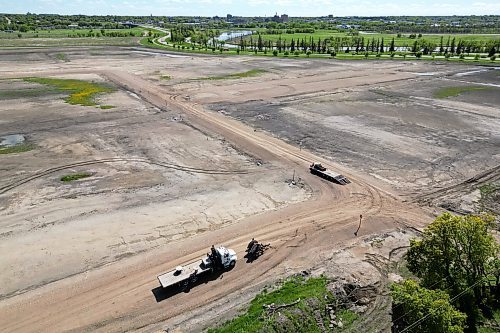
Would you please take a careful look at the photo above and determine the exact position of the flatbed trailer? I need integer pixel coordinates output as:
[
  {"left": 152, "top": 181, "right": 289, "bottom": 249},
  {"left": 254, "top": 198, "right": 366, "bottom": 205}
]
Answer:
[
  {"left": 157, "top": 246, "right": 237, "bottom": 290},
  {"left": 309, "top": 163, "right": 351, "bottom": 185}
]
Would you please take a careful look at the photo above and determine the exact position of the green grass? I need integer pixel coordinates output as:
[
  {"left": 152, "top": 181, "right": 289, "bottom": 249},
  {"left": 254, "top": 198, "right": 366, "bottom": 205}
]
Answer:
[
  {"left": 24, "top": 77, "right": 114, "bottom": 107},
  {"left": 56, "top": 53, "right": 68, "bottom": 61},
  {"left": 99, "top": 105, "right": 114, "bottom": 109},
  {"left": 0, "top": 36, "right": 141, "bottom": 47},
  {"left": 0, "top": 86, "right": 60, "bottom": 100},
  {"left": 60, "top": 172, "right": 92, "bottom": 182},
  {"left": 433, "top": 86, "right": 491, "bottom": 98},
  {"left": 336, "top": 309, "right": 359, "bottom": 328},
  {"left": 208, "top": 276, "right": 332, "bottom": 333},
  {"left": 0, "top": 28, "right": 145, "bottom": 39},
  {"left": 198, "top": 69, "right": 267, "bottom": 80},
  {"left": 0, "top": 143, "right": 34, "bottom": 155},
  {"left": 160, "top": 75, "right": 172, "bottom": 80}
]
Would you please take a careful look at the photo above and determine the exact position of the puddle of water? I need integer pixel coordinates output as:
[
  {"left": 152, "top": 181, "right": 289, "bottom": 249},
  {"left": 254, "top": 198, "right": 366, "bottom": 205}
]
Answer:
[
  {"left": 412, "top": 72, "right": 440, "bottom": 76},
  {"left": 0, "top": 134, "right": 25, "bottom": 147},
  {"left": 455, "top": 69, "right": 489, "bottom": 77}
]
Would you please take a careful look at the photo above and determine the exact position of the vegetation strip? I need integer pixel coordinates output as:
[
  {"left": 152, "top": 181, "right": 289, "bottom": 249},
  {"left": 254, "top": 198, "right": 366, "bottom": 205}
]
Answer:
[
  {"left": 0, "top": 143, "right": 34, "bottom": 155},
  {"left": 208, "top": 276, "right": 357, "bottom": 332},
  {"left": 198, "top": 69, "right": 266, "bottom": 80},
  {"left": 24, "top": 77, "right": 114, "bottom": 107},
  {"left": 60, "top": 172, "right": 92, "bottom": 182},
  {"left": 433, "top": 86, "right": 491, "bottom": 98}
]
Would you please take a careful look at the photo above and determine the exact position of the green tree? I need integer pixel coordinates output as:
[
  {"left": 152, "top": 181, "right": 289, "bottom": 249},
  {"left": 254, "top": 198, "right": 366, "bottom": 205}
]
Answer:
[
  {"left": 389, "top": 37, "right": 395, "bottom": 53},
  {"left": 391, "top": 280, "right": 466, "bottom": 333},
  {"left": 406, "top": 213, "right": 499, "bottom": 332}
]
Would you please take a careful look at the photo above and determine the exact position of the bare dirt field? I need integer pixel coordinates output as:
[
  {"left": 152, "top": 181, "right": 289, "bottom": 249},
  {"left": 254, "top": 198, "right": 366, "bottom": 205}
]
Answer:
[{"left": 0, "top": 47, "right": 498, "bottom": 332}]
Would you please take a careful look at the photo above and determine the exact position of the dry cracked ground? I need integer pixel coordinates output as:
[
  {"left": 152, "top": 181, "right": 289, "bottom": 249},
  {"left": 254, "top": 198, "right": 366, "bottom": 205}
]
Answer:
[{"left": 0, "top": 47, "right": 498, "bottom": 332}]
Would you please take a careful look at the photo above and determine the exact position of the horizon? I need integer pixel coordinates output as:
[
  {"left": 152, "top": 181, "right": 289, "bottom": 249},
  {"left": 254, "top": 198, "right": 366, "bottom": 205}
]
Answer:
[{"left": 2, "top": 0, "right": 500, "bottom": 17}]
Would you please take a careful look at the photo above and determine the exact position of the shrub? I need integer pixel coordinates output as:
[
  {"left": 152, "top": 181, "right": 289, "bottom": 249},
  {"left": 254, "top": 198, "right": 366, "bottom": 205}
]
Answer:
[
  {"left": 474, "top": 54, "right": 480, "bottom": 60},
  {"left": 284, "top": 51, "right": 289, "bottom": 56},
  {"left": 294, "top": 50, "right": 300, "bottom": 57},
  {"left": 273, "top": 50, "right": 278, "bottom": 56},
  {"left": 306, "top": 51, "right": 311, "bottom": 57},
  {"left": 491, "top": 55, "right": 497, "bottom": 61}
]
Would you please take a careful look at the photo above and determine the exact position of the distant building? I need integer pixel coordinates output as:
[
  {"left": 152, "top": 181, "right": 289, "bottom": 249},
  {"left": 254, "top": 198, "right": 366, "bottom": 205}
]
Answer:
[{"left": 272, "top": 13, "right": 288, "bottom": 23}]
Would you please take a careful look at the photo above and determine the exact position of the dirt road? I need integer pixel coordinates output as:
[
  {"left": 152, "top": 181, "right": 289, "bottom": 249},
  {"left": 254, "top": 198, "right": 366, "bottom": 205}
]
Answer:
[{"left": 0, "top": 69, "right": 429, "bottom": 332}]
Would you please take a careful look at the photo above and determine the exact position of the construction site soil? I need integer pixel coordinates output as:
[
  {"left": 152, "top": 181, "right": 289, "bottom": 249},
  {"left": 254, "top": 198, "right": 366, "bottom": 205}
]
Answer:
[{"left": 0, "top": 46, "right": 498, "bottom": 332}]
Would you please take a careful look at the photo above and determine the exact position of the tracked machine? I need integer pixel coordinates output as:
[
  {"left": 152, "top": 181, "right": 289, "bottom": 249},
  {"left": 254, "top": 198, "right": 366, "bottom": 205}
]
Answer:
[{"left": 245, "top": 238, "right": 271, "bottom": 261}]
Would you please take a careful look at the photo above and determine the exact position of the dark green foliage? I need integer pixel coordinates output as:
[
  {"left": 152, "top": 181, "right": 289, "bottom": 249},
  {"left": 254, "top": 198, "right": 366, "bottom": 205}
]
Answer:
[
  {"left": 406, "top": 213, "right": 499, "bottom": 332},
  {"left": 391, "top": 280, "right": 466, "bottom": 333}
]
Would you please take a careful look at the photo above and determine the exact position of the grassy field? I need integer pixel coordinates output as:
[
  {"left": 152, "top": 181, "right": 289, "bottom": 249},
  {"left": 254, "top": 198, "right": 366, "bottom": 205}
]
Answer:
[
  {"left": 433, "top": 86, "right": 491, "bottom": 98},
  {"left": 0, "top": 36, "right": 142, "bottom": 47},
  {"left": 60, "top": 172, "right": 92, "bottom": 182},
  {"left": 0, "top": 27, "right": 145, "bottom": 39},
  {"left": 208, "top": 276, "right": 358, "bottom": 333},
  {"left": 24, "top": 77, "right": 114, "bottom": 107}
]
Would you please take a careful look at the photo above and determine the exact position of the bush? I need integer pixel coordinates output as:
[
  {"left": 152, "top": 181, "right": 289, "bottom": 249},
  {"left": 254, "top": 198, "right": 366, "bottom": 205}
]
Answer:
[
  {"left": 491, "top": 55, "right": 497, "bottom": 61},
  {"left": 273, "top": 50, "right": 278, "bottom": 56},
  {"left": 459, "top": 54, "right": 465, "bottom": 60},
  {"left": 284, "top": 51, "right": 289, "bottom": 56},
  {"left": 415, "top": 52, "right": 422, "bottom": 58},
  {"left": 330, "top": 51, "right": 336, "bottom": 57},
  {"left": 364, "top": 52, "right": 369, "bottom": 58},
  {"left": 376, "top": 53, "right": 381, "bottom": 58},
  {"left": 294, "top": 51, "right": 300, "bottom": 57},
  {"left": 474, "top": 54, "right": 480, "bottom": 60},
  {"left": 306, "top": 51, "right": 311, "bottom": 57},
  {"left": 390, "top": 53, "right": 395, "bottom": 58}
]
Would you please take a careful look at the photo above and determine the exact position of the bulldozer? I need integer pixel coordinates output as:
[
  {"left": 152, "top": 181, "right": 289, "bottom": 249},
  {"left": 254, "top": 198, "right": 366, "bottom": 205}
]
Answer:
[{"left": 245, "top": 238, "right": 271, "bottom": 262}]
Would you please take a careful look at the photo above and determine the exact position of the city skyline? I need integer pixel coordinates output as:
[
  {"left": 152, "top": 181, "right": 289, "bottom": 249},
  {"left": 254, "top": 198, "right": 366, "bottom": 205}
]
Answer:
[{"left": 2, "top": 0, "right": 500, "bottom": 17}]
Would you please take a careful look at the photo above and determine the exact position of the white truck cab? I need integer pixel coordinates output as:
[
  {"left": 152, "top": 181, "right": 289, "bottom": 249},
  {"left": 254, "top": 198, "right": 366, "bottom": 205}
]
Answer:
[{"left": 216, "top": 246, "right": 237, "bottom": 268}]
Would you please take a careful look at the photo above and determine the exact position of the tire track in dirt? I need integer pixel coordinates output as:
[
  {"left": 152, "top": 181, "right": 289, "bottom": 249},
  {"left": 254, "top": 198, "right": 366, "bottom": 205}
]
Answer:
[{"left": 0, "top": 157, "right": 253, "bottom": 195}]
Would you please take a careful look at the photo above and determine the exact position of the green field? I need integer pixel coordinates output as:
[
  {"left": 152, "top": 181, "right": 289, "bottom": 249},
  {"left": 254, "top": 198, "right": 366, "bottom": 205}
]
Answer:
[
  {"left": 0, "top": 27, "right": 149, "bottom": 47},
  {"left": 0, "top": 36, "right": 142, "bottom": 47},
  {"left": 0, "top": 27, "right": 145, "bottom": 39}
]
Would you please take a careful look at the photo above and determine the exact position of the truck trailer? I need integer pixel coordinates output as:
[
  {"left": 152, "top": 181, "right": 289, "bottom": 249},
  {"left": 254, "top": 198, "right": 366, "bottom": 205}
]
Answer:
[
  {"left": 309, "top": 162, "right": 351, "bottom": 185},
  {"left": 157, "top": 245, "right": 237, "bottom": 290}
]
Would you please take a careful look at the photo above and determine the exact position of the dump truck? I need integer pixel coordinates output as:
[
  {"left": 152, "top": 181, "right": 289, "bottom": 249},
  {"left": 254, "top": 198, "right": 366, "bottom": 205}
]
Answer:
[
  {"left": 157, "top": 245, "right": 237, "bottom": 290},
  {"left": 309, "top": 162, "right": 351, "bottom": 185},
  {"left": 245, "top": 238, "right": 271, "bottom": 261}
]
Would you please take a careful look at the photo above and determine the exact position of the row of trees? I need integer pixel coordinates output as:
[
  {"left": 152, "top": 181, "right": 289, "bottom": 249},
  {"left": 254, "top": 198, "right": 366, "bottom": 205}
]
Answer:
[
  {"left": 231, "top": 34, "right": 499, "bottom": 56},
  {"left": 392, "top": 213, "right": 499, "bottom": 333}
]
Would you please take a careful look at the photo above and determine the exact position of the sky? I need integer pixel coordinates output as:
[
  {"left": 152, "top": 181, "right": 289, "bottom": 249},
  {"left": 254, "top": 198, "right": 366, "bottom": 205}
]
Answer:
[{"left": 1, "top": 0, "right": 499, "bottom": 17}]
